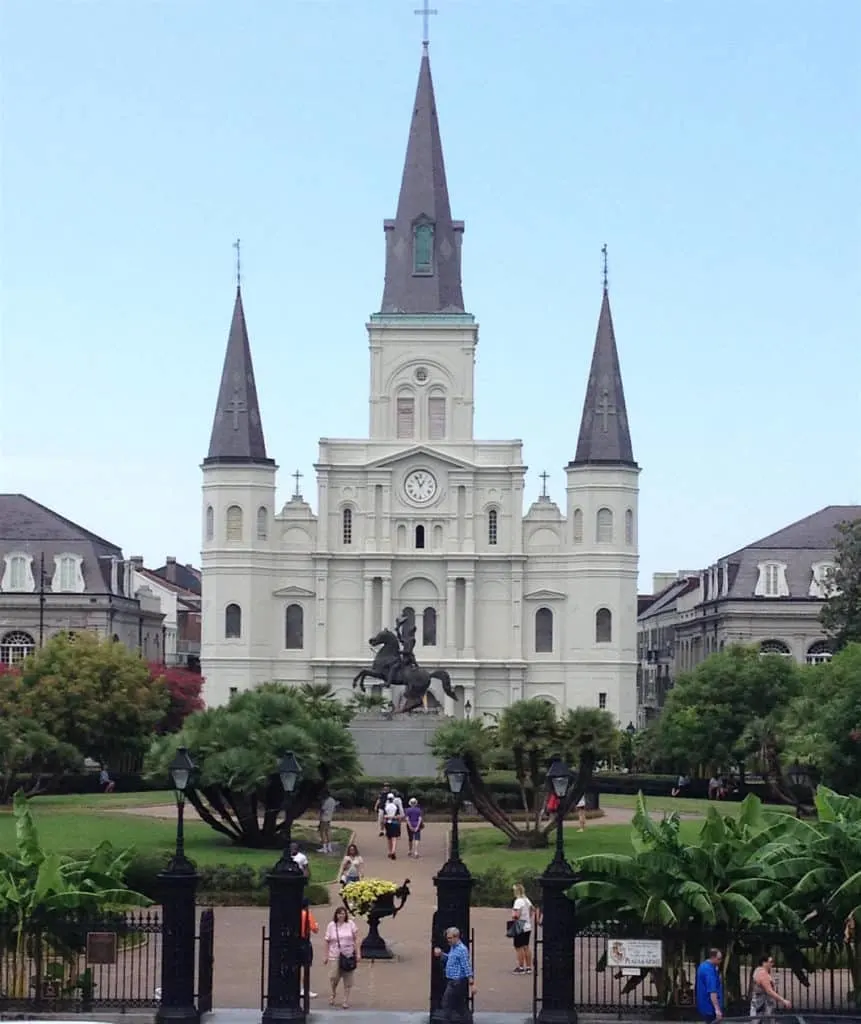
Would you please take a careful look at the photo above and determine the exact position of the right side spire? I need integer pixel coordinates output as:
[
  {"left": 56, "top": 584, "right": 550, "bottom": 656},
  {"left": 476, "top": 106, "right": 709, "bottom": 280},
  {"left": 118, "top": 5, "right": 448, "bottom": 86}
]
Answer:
[{"left": 570, "top": 248, "right": 637, "bottom": 468}]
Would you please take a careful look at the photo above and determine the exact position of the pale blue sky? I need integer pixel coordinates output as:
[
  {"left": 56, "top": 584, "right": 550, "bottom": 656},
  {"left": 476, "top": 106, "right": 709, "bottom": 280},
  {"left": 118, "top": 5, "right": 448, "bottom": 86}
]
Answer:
[{"left": 1, "top": 0, "right": 859, "bottom": 588}]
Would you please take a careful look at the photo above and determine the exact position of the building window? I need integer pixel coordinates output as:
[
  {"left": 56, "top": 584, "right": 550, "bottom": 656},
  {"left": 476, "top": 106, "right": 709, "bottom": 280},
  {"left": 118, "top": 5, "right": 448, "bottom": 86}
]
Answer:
[
  {"left": 573, "top": 508, "right": 583, "bottom": 544},
  {"left": 225, "top": 603, "right": 242, "bottom": 639},
  {"left": 806, "top": 640, "right": 832, "bottom": 665},
  {"left": 428, "top": 394, "right": 446, "bottom": 440},
  {"left": 229, "top": 686, "right": 238, "bottom": 698},
  {"left": 226, "top": 505, "right": 243, "bottom": 543},
  {"left": 809, "top": 562, "right": 836, "bottom": 599},
  {"left": 535, "top": 607, "right": 553, "bottom": 653},
  {"left": 422, "top": 607, "right": 437, "bottom": 646},
  {"left": 0, "top": 630, "right": 35, "bottom": 665},
  {"left": 596, "top": 507, "right": 614, "bottom": 544},
  {"left": 205, "top": 505, "right": 214, "bottom": 541},
  {"left": 596, "top": 608, "right": 612, "bottom": 643},
  {"left": 760, "top": 639, "right": 791, "bottom": 656},
  {"left": 413, "top": 222, "right": 434, "bottom": 274},
  {"left": 765, "top": 564, "right": 779, "bottom": 597},
  {"left": 397, "top": 395, "right": 415, "bottom": 439},
  {"left": 625, "top": 508, "right": 634, "bottom": 545},
  {"left": 598, "top": 692, "right": 607, "bottom": 710},
  {"left": 3, "top": 554, "right": 32, "bottom": 592},
  {"left": 343, "top": 507, "right": 353, "bottom": 545},
  {"left": 755, "top": 561, "right": 788, "bottom": 598},
  {"left": 285, "top": 604, "right": 304, "bottom": 649},
  {"left": 488, "top": 508, "right": 498, "bottom": 546},
  {"left": 416, "top": 525, "right": 426, "bottom": 549},
  {"left": 257, "top": 506, "right": 268, "bottom": 541},
  {"left": 57, "top": 555, "right": 77, "bottom": 592}
]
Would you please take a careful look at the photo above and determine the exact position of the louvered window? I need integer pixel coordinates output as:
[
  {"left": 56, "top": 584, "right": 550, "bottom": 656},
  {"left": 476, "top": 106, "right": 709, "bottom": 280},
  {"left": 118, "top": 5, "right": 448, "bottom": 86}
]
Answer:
[
  {"left": 428, "top": 396, "right": 446, "bottom": 440},
  {"left": 397, "top": 396, "right": 415, "bottom": 439}
]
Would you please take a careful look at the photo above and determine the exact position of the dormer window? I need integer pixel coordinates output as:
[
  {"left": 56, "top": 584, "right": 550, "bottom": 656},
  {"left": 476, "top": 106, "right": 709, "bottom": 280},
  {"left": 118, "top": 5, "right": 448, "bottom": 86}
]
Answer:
[
  {"left": 809, "top": 561, "right": 837, "bottom": 599},
  {"left": 754, "top": 561, "right": 789, "bottom": 598},
  {"left": 413, "top": 222, "right": 434, "bottom": 275}
]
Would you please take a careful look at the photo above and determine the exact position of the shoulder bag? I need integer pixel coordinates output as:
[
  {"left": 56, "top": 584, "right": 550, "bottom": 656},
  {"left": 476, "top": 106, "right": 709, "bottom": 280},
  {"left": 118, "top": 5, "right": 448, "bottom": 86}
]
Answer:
[{"left": 336, "top": 924, "right": 357, "bottom": 972}]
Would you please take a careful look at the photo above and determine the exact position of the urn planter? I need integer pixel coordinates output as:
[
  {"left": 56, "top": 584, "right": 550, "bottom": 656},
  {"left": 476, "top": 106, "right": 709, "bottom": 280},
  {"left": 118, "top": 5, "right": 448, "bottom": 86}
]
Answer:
[{"left": 342, "top": 879, "right": 411, "bottom": 961}]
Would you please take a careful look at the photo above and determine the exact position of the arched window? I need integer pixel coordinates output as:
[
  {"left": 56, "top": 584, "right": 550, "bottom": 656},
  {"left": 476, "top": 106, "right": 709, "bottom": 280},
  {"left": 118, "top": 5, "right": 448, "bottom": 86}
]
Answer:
[
  {"left": 413, "top": 222, "right": 434, "bottom": 274},
  {"left": 205, "top": 505, "right": 214, "bottom": 541},
  {"left": 396, "top": 524, "right": 407, "bottom": 549},
  {"left": 760, "top": 639, "right": 791, "bottom": 656},
  {"left": 415, "top": 524, "right": 425, "bottom": 549},
  {"left": 224, "top": 603, "right": 242, "bottom": 639},
  {"left": 573, "top": 508, "right": 583, "bottom": 544},
  {"left": 257, "top": 506, "right": 268, "bottom": 541},
  {"left": 535, "top": 607, "right": 553, "bottom": 653},
  {"left": 625, "top": 508, "right": 634, "bottom": 545},
  {"left": 285, "top": 604, "right": 304, "bottom": 649},
  {"left": 488, "top": 508, "right": 498, "bottom": 546},
  {"left": 428, "top": 392, "right": 446, "bottom": 440},
  {"left": 422, "top": 607, "right": 437, "bottom": 646},
  {"left": 433, "top": 524, "right": 444, "bottom": 549},
  {"left": 342, "top": 507, "right": 353, "bottom": 545},
  {"left": 397, "top": 394, "right": 415, "bottom": 439},
  {"left": 596, "top": 607, "right": 612, "bottom": 643},
  {"left": 0, "top": 630, "right": 35, "bottom": 665},
  {"left": 806, "top": 640, "right": 832, "bottom": 665},
  {"left": 226, "top": 505, "right": 243, "bottom": 543},
  {"left": 596, "top": 507, "right": 614, "bottom": 543}
]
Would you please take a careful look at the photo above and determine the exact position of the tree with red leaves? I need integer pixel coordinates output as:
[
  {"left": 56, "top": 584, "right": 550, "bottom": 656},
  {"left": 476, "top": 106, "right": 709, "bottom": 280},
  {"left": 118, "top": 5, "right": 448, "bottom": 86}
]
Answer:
[{"left": 149, "top": 664, "right": 205, "bottom": 733}]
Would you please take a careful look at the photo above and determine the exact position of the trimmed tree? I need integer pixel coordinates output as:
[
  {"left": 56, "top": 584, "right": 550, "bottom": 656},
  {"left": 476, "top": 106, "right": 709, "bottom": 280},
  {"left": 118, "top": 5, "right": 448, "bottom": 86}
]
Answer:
[
  {"left": 145, "top": 683, "right": 360, "bottom": 848},
  {"left": 149, "top": 664, "right": 205, "bottom": 733},
  {"left": 820, "top": 518, "right": 861, "bottom": 652}
]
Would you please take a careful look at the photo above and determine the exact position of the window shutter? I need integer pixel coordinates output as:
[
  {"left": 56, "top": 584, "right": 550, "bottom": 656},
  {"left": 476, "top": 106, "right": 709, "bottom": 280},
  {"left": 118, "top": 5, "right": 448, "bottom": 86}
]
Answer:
[
  {"left": 397, "top": 397, "right": 415, "bottom": 439},
  {"left": 428, "top": 396, "right": 446, "bottom": 440}
]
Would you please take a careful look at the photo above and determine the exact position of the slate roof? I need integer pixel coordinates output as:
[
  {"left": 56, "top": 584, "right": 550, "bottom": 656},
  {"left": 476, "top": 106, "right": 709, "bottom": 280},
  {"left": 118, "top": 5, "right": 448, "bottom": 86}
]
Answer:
[
  {"left": 570, "top": 288, "right": 636, "bottom": 468},
  {"left": 380, "top": 50, "right": 465, "bottom": 314},
  {"left": 204, "top": 287, "right": 273, "bottom": 466},
  {"left": 150, "top": 562, "right": 201, "bottom": 597},
  {"left": 639, "top": 576, "right": 699, "bottom": 622},
  {"left": 721, "top": 505, "right": 861, "bottom": 600},
  {"left": 0, "top": 494, "right": 124, "bottom": 593}
]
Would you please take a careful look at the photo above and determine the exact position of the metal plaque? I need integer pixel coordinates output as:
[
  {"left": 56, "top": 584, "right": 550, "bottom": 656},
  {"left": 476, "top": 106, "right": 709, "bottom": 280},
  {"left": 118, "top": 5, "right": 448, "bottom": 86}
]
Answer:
[{"left": 86, "top": 931, "right": 118, "bottom": 965}]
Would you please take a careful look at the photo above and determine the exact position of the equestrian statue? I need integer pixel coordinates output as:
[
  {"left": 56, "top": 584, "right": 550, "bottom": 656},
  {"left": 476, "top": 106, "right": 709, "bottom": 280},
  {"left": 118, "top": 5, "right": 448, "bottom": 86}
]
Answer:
[{"left": 351, "top": 611, "right": 458, "bottom": 715}]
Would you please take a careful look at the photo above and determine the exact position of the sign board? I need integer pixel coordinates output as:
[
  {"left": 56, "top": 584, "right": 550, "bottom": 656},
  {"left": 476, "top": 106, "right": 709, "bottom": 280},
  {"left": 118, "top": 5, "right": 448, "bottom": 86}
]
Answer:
[
  {"left": 606, "top": 939, "right": 663, "bottom": 970},
  {"left": 86, "top": 931, "right": 118, "bottom": 965}
]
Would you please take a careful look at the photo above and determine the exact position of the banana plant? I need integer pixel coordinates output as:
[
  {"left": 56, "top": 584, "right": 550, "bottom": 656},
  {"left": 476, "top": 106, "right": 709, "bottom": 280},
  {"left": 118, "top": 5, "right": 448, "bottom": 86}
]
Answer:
[{"left": 0, "top": 792, "right": 150, "bottom": 999}]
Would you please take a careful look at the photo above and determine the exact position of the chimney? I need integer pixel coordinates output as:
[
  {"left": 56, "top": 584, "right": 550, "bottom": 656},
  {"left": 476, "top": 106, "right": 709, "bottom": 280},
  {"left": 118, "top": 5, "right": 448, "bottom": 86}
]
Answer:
[
  {"left": 651, "top": 572, "right": 677, "bottom": 595},
  {"left": 130, "top": 556, "right": 144, "bottom": 571},
  {"left": 165, "top": 556, "right": 177, "bottom": 583}
]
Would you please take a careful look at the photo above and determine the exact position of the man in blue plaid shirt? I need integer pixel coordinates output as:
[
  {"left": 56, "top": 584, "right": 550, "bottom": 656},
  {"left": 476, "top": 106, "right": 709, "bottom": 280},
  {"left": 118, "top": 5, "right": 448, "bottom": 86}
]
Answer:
[{"left": 433, "top": 927, "right": 476, "bottom": 1021}]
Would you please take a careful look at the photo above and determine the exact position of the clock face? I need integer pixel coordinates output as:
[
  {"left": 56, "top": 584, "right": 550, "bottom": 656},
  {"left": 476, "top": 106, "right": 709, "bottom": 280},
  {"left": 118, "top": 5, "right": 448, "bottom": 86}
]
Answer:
[{"left": 404, "top": 469, "right": 438, "bottom": 505}]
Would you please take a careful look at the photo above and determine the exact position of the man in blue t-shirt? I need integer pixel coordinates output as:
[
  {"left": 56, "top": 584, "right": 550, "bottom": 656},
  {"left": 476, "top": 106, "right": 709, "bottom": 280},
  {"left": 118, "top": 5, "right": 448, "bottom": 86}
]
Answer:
[{"left": 695, "top": 948, "right": 724, "bottom": 1022}]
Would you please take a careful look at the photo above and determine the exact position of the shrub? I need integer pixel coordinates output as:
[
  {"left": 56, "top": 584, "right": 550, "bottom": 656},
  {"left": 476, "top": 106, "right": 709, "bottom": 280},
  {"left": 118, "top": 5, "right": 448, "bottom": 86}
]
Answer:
[{"left": 471, "top": 865, "right": 543, "bottom": 907}]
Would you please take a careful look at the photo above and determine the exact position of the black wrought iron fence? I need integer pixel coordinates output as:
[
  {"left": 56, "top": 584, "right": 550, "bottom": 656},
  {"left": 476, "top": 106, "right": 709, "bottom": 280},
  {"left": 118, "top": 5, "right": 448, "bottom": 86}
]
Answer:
[{"left": 0, "top": 909, "right": 162, "bottom": 1011}]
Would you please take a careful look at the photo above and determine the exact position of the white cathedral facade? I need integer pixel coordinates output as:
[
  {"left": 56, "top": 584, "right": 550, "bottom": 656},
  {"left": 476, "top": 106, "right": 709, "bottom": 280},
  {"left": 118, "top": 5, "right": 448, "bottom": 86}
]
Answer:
[{"left": 200, "top": 48, "right": 640, "bottom": 725}]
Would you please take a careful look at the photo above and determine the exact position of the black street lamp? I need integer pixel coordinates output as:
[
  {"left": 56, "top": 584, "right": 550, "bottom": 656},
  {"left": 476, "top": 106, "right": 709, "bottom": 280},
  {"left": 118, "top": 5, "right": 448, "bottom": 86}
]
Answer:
[
  {"left": 262, "top": 751, "right": 307, "bottom": 1024},
  {"left": 625, "top": 721, "right": 636, "bottom": 736},
  {"left": 538, "top": 758, "right": 578, "bottom": 1024},
  {"left": 430, "top": 756, "right": 474, "bottom": 1024},
  {"left": 156, "top": 747, "right": 200, "bottom": 1024},
  {"left": 464, "top": 699, "right": 473, "bottom": 720}
]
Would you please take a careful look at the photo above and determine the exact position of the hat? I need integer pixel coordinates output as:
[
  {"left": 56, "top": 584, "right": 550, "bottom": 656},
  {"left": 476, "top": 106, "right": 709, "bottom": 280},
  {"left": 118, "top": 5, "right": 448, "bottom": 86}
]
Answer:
[
  {"left": 409, "top": 797, "right": 418, "bottom": 807},
  {"left": 387, "top": 792, "right": 395, "bottom": 800}
]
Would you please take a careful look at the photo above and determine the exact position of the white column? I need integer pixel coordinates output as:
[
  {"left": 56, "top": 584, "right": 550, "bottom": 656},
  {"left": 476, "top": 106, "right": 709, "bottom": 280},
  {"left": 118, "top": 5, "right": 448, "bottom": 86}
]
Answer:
[
  {"left": 363, "top": 578, "right": 373, "bottom": 639},
  {"left": 382, "top": 577, "right": 392, "bottom": 629},
  {"left": 445, "top": 577, "right": 457, "bottom": 652},
  {"left": 464, "top": 578, "right": 475, "bottom": 655}
]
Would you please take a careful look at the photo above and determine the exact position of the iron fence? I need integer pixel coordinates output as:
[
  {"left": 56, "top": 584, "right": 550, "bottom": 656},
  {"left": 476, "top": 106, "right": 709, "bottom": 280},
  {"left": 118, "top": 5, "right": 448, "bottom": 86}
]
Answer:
[{"left": 0, "top": 909, "right": 161, "bottom": 1011}]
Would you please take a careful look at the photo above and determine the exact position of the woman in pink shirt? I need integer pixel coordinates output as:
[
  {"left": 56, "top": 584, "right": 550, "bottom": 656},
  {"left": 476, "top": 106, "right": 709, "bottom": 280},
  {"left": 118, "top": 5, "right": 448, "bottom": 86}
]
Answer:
[{"left": 323, "top": 906, "right": 360, "bottom": 1008}]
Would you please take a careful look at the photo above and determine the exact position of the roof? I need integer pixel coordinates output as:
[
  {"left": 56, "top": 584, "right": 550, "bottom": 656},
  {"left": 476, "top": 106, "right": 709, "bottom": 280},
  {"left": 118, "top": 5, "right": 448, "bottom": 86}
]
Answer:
[
  {"left": 729, "top": 506, "right": 861, "bottom": 554},
  {"left": 569, "top": 288, "right": 636, "bottom": 468},
  {"left": 380, "top": 50, "right": 465, "bottom": 315},
  {"left": 204, "top": 287, "right": 274, "bottom": 466},
  {"left": 150, "top": 562, "right": 201, "bottom": 597},
  {"left": 639, "top": 576, "right": 700, "bottom": 622}
]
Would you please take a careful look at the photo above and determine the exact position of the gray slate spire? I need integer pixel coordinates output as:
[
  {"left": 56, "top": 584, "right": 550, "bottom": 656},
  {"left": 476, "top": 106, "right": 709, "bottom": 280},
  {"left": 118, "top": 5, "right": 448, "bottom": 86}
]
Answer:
[
  {"left": 380, "top": 50, "right": 465, "bottom": 314},
  {"left": 204, "top": 287, "right": 273, "bottom": 466},
  {"left": 570, "top": 287, "right": 637, "bottom": 468}
]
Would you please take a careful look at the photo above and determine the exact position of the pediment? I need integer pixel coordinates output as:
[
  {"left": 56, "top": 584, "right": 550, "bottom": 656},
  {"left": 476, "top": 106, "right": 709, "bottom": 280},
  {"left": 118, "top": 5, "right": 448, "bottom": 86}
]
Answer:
[
  {"left": 523, "top": 588, "right": 567, "bottom": 601},
  {"left": 366, "top": 445, "right": 474, "bottom": 471},
  {"left": 273, "top": 585, "right": 315, "bottom": 598}
]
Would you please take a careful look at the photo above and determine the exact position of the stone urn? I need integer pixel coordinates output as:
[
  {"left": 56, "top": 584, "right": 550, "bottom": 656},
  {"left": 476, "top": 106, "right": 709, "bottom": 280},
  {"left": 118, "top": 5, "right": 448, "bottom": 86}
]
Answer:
[{"left": 346, "top": 878, "right": 411, "bottom": 960}]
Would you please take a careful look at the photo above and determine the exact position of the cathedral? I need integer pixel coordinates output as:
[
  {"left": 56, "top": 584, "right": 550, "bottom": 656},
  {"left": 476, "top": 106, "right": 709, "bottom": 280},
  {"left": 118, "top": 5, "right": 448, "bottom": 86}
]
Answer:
[{"left": 200, "top": 46, "right": 640, "bottom": 724}]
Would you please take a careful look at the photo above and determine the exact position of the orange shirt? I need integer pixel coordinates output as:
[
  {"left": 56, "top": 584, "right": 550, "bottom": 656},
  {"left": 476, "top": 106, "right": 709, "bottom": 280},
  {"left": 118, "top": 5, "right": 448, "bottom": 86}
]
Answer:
[{"left": 301, "top": 909, "right": 319, "bottom": 938}]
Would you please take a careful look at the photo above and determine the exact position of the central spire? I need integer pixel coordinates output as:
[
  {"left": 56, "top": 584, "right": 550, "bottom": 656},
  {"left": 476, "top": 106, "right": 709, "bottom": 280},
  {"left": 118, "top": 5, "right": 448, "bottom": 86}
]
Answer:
[{"left": 380, "top": 49, "right": 465, "bottom": 314}]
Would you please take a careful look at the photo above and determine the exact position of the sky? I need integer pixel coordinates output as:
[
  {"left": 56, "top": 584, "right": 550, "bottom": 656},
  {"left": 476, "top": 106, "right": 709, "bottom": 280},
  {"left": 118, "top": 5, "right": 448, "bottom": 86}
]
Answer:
[{"left": 1, "top": 0, "right": 859, "bottom": 590}]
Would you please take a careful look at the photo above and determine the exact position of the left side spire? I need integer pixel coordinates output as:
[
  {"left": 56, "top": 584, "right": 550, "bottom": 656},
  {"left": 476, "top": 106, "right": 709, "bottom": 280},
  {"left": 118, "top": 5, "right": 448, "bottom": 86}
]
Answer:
[{"left": 204, "top": 286, "right": 273, "bottom": 465}]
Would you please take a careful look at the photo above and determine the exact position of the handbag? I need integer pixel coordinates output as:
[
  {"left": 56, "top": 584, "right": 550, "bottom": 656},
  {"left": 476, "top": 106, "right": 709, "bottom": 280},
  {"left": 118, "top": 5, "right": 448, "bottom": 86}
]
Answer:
[
  {"left": 506, "top": 918, "right": 524, "bottom": 938},
  {"left": 336, "top": 924, "right": 357, "bottom": 972}
]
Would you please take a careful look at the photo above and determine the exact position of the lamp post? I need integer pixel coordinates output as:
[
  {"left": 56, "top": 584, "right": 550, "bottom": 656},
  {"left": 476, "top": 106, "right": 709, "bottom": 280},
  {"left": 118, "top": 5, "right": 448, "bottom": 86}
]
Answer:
[
  {"left": 156, "top": 747, "right": 200, "bottom": 1024},
  {"left": 785, "top": 762, "right": 817, "bottom": 818},
  {"left": 464, "top": 700, "right": 473, "bottom": 720},
  {"left": 262, "top": 751, "right": 307, "bottom": 1024},
  {"left": 430, "top": 756, "right": 474, "bottom": 1024},
  {"left": 537, "top": 758, "right": 578, "bottom": 1024},
  {"left": 625, "top": 721, "right": 636, "bottom": 736}
]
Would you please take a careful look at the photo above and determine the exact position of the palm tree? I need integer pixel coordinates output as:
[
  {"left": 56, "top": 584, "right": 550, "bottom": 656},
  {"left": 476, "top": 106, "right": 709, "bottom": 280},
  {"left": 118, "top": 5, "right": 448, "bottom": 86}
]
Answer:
[{"left": 498, "top": 699, "right": 558, "bottom": 831}]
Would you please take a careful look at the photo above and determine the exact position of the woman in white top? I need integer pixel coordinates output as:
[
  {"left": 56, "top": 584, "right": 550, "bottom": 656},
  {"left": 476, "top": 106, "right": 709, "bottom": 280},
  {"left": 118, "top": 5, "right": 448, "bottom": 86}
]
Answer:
[
  {"left": 383, "top": 793, "right": 402, "bottom": 860},
  {"left": 510, "top": 883, "right": 538, "bottom": 973},
  {"left": 576, "top": 794, "right": 587, "bottom": 832},
  {"left": 338, "top": 843, "right": 364, "bottom": 886}
]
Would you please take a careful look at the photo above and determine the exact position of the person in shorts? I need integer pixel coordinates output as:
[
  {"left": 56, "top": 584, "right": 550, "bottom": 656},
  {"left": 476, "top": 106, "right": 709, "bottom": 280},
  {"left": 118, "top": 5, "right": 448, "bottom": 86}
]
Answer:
[
  {"left": 383, "top": 792, "right": 402, "bottom": 859},
  {"left": 405, "top": 797, "right": 423, "bottom": 858}
]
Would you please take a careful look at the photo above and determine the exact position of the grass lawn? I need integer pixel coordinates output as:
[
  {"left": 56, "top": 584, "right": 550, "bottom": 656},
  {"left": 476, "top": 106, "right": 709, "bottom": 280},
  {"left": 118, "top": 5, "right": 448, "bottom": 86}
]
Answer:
[
  {"left": 460, "top": 819, "right": 703, "bottom": 875},
  {"left": 600, "top": 793, "right": 796, "bottom": 817},
  {"left": 0, "top": 795, "right": 347, "bottom": 880}
]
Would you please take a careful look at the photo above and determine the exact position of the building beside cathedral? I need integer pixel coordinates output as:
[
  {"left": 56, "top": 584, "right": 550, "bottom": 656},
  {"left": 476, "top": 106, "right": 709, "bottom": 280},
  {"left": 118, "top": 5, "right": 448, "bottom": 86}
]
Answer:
[{"left": 200, "top": 47, "right": 640, "bottom": 723}]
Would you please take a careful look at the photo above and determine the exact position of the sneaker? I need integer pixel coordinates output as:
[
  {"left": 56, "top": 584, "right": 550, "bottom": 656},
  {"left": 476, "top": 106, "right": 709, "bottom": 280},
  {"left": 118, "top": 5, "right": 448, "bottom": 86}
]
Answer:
[
  {"left": 309, "top": 991, "right": 318, "bottom": 998},
  {"left": 513, "top": 967, "right": 525, "bottom": 974}
]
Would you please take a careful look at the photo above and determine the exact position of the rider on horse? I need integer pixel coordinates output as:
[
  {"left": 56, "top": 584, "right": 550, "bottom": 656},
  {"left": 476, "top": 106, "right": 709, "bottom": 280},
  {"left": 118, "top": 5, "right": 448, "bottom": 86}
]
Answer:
[{"left": 387, "top": 613, "right": 418, "bottom": 686}]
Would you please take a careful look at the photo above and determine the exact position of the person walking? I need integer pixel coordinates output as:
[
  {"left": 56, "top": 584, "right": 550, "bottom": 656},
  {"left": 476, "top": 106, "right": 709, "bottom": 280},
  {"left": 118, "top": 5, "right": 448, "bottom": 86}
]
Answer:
[
  {"left": 374, "top": 781, "right": 390, "bottom": 836},
  {"left": 318, "top": 790, "right": 336, "bottom": 854},
  {"left": 510, "top": 883, "right": 537, "bottom": 973},
  {"left": 323, "top": 906, "right": 359, "bottom": 1009},
  {"left": 338, "top": 843, "right": 364, "bottom": 886},
  {"left": 405, "top": 797, "right": 423, "bottom": 858},
  {"left": 695, "top": 948, "right": 724, "bottom": 1023},
  {"left": 750, "top": 954, "right": 791, "bottom": 1017},
  {"left": 383, "top": 791, "right": 402, "bottom": 859},
  {"left": 433, "top": 926, "right": 476, "bottom": 1023},
  {"left": 576, "top": 793, "right": 587, "bottom": 831},
  {"left": 299, "top": 897, "right": 318, "bottom": 1000}
]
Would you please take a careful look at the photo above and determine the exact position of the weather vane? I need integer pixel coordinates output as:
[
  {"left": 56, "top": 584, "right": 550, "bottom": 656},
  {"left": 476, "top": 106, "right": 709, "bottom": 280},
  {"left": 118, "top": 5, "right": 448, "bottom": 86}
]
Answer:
[
  {"left": 233, "top": 238, "right": 242, "bottom": 288},
  {"left": 414, "top": 0, "right": 438, "bottom": 50},
  {"left": 601, "top": 243, "right": 608, "bottom": 292}
]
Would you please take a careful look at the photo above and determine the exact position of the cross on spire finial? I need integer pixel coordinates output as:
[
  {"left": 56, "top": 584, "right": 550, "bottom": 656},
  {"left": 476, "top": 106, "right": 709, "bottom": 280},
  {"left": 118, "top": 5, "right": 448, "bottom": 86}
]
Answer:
[
  {"left": 601, "top": 243, "right": 608, "bottom": 293},
  {"left": 233, "top": 238, "right": 242, "bottom": 288},
  {"left": 539, "top": 470, "right": 550, "bottom": 499},
  {"left": 414, "top": 0, "right": 438, "bottom": 50},
  {"left": 292, "top": 469, "right": 303, "bottom": 499}
]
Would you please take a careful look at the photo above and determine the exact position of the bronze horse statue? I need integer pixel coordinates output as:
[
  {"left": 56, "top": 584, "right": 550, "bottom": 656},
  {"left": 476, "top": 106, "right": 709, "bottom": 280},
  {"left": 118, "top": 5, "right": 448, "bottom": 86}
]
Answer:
[{"left": 352, "top": 628, "right": 458, "bottom": 715}]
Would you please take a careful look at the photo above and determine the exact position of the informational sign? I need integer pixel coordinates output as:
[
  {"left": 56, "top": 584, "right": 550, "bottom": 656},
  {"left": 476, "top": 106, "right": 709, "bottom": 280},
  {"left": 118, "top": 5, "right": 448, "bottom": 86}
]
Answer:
[
  {"left": 86, "top": 931, "right": 118, "bottom": 965},
  {"left": 606, "top": 938, "right": 663, "bottom": 974}
]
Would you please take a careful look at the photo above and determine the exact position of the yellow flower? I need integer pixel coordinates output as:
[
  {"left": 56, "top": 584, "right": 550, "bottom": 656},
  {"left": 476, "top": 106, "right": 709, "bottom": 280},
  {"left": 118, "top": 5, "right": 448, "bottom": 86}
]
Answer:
[{"left": 342, "top": 878, "right": 398, "bottom": 918}]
